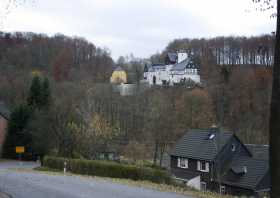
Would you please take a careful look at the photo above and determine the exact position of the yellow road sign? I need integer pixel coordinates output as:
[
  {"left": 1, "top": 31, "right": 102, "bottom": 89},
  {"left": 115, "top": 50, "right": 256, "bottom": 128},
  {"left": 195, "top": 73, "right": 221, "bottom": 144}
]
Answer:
[{"left": 15, "top": 146, "right": 25, "bottom": 153}]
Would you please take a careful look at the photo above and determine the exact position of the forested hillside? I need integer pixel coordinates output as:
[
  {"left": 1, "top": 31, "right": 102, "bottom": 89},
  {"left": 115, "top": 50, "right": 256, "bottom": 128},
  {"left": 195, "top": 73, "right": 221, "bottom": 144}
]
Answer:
[
  {"left": 0, "top": 32, "right": 113, "bottom": 73},
  {"left": 151, "top": 34, "right": 275, "bottom": 66},
  {"left": 0, "top": 32, "right": 273, "bottom": 164},
  {"left": 150, "top": 35, "right": 273, "bottom": 146},
  {"left": 0, "top": 31, "right": 113, "bottom": 106}
]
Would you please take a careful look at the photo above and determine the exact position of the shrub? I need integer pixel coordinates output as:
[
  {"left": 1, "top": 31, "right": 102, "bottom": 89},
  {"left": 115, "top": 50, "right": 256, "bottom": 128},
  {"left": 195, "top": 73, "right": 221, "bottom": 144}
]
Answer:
[{"left": 43, "top": 156, "right": 171, "bottom": 184}]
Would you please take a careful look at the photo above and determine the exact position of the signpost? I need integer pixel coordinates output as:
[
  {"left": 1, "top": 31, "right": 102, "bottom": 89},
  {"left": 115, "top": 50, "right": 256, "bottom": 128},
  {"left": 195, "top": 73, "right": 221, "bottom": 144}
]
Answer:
[
  {"left": 15, "top": 146, "right": 25, "bottom": 164},
  {"left": 15, "top": 146, "right": 25, "bottom": 154}
]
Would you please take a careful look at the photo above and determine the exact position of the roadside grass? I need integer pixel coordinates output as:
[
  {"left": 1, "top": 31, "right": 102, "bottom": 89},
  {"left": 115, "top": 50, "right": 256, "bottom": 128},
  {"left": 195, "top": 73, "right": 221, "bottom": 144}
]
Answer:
[
  {"left": 34, "top": 166, "right": 235, "bottom": 198},
  {"left": 0, "top": 159, "right": 9, "bottom": 162},
  {"left": 34, "top": 166, "right": 61, "bottom": 172}
]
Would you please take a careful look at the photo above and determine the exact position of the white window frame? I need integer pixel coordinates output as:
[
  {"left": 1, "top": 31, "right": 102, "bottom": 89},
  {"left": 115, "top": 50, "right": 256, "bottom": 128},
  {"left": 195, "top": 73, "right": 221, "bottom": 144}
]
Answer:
[
  {"left": 177, "top": 157, "right": 188, "bottom": 169},
  {"left": 197, "top": 161, "right": 209, "bottom": 172},
  {"left": 220, "top": 185, "right": 226, "bottom": 194}
]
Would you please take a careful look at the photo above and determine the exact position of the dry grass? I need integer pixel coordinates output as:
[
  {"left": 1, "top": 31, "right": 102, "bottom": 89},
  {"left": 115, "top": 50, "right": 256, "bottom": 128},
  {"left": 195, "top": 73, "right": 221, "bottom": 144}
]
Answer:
[
  {"left": 34, "top": 167, "right": 235, "bottom": 198},
  {"left": 95, "top": 177, "right": 235, "bottom": 198}
]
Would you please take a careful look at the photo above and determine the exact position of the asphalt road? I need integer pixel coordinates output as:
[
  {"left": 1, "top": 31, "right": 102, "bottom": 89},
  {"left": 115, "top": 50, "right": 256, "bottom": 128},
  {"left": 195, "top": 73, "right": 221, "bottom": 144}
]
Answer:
[{"left": 0, "top": 161, "right": 192, "bottom": 198}]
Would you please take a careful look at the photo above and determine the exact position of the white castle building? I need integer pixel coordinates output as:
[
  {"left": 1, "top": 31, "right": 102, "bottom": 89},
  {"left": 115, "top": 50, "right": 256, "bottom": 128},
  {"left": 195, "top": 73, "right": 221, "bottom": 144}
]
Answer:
[{"left": 143, "top": 52, "right": 200, "bottom": 86}]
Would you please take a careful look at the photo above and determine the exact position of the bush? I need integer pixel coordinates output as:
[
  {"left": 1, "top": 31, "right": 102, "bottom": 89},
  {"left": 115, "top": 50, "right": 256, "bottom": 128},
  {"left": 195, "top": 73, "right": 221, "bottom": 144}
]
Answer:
[{"left": 43, "top": 156, "right": 171, "bottom": 184}]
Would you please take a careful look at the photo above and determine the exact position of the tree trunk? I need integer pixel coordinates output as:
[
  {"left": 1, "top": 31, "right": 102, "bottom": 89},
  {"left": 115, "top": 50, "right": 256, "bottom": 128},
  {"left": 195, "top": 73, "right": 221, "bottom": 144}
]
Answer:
[
  {"left": 269, "top": 1, "right": 280, "bottom": 197},
  {"left": 153, "top": 141, "right": 159, "bottom": 165},
  {"left": 159, "top": 143, "right": 166, "bottom": 167}
]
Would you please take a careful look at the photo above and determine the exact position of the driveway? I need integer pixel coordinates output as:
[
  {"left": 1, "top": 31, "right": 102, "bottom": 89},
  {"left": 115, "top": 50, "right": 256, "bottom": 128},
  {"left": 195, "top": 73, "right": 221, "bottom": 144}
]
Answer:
[{"left": 0, "top": 161, "right": 192, "bottom": 198}]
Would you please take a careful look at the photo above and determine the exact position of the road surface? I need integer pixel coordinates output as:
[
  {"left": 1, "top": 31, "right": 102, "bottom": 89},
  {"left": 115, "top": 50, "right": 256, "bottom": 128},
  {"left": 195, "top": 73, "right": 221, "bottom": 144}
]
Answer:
[{"left": 0, "top": 161, "right": 192, "bottom": 198}]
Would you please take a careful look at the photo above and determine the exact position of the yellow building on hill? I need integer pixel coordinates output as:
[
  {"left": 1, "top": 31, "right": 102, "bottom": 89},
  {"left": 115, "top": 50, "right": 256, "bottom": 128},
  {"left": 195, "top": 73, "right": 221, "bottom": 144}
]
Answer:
[{"left": 110, "top": 66, "right": 127, "bottom": 84}]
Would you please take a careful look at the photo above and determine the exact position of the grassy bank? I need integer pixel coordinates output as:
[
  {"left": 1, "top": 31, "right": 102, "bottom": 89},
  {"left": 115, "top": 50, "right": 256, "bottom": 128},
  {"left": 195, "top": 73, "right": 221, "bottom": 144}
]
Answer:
[
  {"left": 35, "top": 166, "right": 234, "bottom": 198},
  {"left": 39, "top": 156, "right": 236, "bottom": 198}
]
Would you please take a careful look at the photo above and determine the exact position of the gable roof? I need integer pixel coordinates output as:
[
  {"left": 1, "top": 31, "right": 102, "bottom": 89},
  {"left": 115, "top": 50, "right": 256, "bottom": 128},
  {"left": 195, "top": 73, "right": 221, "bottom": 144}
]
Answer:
[
  {"left": 167, "top": 52, "right": 177, "bottom": 63},
  {"left": 113, "top": 66, "right": 125, "bottom": 72},
  {"left": 148, "top": 63, "right": 166, "bottom": 72},
  {"left": 0, "top": 103, "right": 10, "bottom": 120},
  {"left": 222, "top": 156, "right": 269, "bottom": 191},
  {"left": 171, "top": 58, "right": 199, "bottom": 71},
  {"left": 245, "top": 144, "right": 269, "bottom": 160},
  {"left": 170, "top": 128, "right": 233, "bottom": 161}
]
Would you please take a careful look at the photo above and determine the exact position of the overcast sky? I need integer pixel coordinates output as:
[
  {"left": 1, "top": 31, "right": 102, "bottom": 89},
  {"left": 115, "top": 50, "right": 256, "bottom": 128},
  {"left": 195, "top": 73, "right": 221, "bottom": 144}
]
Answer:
[{"left": 0, "top": 0, "right": 276, "bottom": 60}]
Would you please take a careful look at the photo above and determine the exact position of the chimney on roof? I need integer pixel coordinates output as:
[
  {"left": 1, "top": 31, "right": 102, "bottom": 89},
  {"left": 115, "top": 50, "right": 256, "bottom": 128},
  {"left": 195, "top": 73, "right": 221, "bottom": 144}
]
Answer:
[
  {"left": 208, "top": 124, "right": 219, "bottom": 140},
  {"left": 210, "top": 124, "right": 219, "bottom": 133},
  {"left": 243, "top": 166, "right": 247, "bottom": 174}
]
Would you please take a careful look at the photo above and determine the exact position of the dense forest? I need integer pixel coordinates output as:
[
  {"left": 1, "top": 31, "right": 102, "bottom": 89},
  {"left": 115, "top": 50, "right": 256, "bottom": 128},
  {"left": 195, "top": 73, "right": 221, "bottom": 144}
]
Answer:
[
  {"left": 149, "top": 34, "right": 273, "bottom": 147},
  {"left": 151, "top": 34, "right": 275, "bottom": 66},
  {"left": 0, "top": 31, "right": 113, "bottom": 81},
  {"left": 0, "top": 32, "right": 273, "bottom": 165}
]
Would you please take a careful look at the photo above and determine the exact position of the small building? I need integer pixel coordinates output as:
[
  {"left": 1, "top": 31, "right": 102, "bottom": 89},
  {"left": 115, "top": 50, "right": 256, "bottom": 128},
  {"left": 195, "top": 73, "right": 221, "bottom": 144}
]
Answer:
[
  {"left": 110, "top": 66, "right": 127, "bottom": 84},
  {"left": 0, "top": 103, "right": 9, "bottom": 156},
  {"left": 170, "top": 128, "right": 270, "bottom": 197},
  {"left": 144, "top": 51, "right": 200, "bottom": 86}
]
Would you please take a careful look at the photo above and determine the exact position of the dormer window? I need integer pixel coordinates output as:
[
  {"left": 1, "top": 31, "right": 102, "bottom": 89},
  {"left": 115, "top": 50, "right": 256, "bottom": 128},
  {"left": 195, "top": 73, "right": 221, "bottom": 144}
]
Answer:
[
  {"left": 208, "top": 133, "right": 215, "bottom": 140},
  {"left": 231, "top": 144, "right": 236, "bottom": 152},
  {"left": 177, "top": 157, "right": 188, "bottom": 169}
]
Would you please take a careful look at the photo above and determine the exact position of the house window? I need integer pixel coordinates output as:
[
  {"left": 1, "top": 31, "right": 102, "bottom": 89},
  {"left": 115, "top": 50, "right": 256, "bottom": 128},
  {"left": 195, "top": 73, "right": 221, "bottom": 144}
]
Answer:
[
  {"left": 197, "top": 161, "right": 209, "bottom": 172},
  {"left": 99, "top": 153, "right": 105, "bottom": 160},
  {"left": 231, "top": 144, "right": 236, "bottom": 152},
  {"left": 108, "top": 153, "right": 114, "bottom": 160},
  {"left": 177, "top": 157, "right": 188, "bottom": 168},
  {"left": 220, "top": 185, "right": 226, "bottom": 194},
  {"left": 200, "top": 182, "right": 207, "bottom": 191}
]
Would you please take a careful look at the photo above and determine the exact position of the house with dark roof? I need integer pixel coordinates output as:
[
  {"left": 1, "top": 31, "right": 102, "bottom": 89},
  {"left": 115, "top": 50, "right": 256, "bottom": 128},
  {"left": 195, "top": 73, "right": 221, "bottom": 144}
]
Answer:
[
  {"left": 143, "top": 51, "right": 200, "bottom": 86},
  {"left": 170, "top": 128, "right": 270, "bottom": 197},
  {"left": 245, "top": 144, "right": 269, "bottom": 160},
  {"left": 0, "top": 103, "right": 10, "bottom": 156}
]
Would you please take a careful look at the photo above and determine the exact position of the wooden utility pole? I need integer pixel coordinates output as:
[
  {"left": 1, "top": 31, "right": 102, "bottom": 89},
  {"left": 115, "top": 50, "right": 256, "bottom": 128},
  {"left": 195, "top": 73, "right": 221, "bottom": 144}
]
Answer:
[{"left": 269, "top": 0, "right": 280, "bottom": 197}]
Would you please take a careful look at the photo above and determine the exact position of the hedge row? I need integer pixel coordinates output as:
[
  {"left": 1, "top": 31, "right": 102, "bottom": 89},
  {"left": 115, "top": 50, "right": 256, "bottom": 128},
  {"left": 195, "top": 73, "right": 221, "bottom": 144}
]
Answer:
[{"left": 43, "top": 156, "right": 172, "bottom": 184}]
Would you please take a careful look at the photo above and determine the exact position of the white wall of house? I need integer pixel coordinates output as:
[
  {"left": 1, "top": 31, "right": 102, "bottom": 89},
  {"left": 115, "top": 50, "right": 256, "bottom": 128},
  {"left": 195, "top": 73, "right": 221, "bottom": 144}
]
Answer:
[
  {"left": 145, "top": 70, "right": 200, "bottom": 85},
  {"left": 178, "top": 52, "right": 188, "bottom": 63},
  {"left": 145, "top": 65, "right": 172, "bottom": 85},
  {"left": 187, "top": 175, "right": 201, "bottom": 190}
]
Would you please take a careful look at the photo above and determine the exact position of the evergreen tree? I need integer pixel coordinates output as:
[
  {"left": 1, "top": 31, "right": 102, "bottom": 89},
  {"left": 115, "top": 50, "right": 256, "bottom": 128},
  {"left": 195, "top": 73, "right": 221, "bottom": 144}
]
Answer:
[
  {"left": 27, "top": 76, "right": 42, "bottom": 108},
  {"left": 27, "top": 76, "right": 51, "bottom": 109},
  {"left": 41, "top": 77, "right": 51, "bottom": 108}
]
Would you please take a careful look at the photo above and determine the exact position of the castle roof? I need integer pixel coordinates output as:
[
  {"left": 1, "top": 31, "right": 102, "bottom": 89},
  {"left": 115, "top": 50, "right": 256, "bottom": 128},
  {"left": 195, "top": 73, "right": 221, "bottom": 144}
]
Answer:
[{"left": 114, "top": 66, "right": 125, "bottom": 72}]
